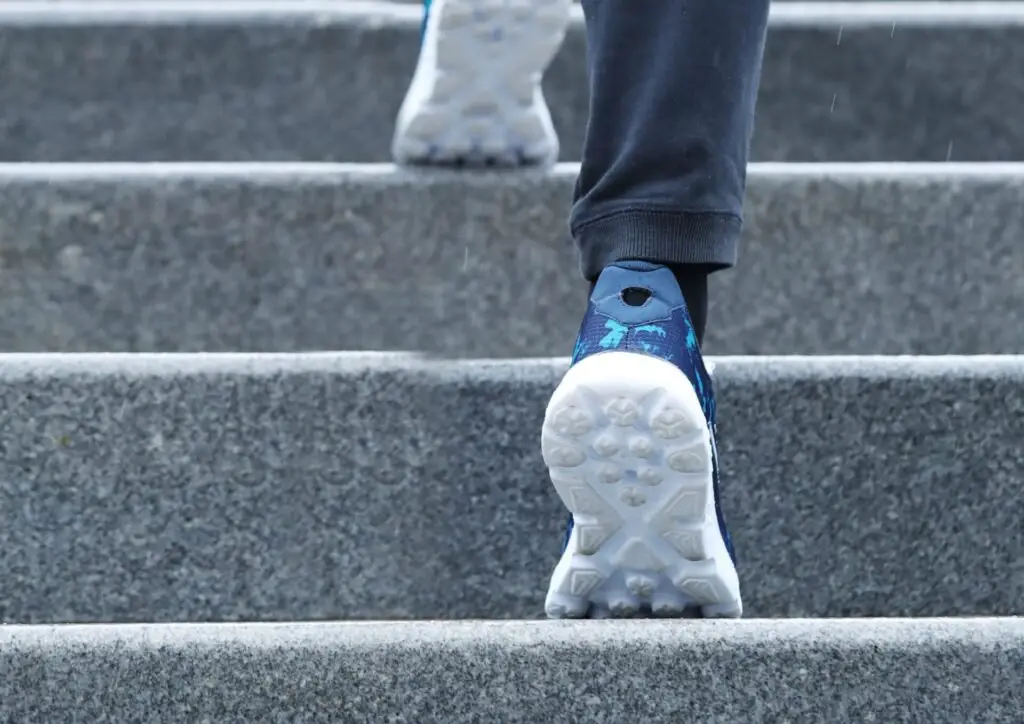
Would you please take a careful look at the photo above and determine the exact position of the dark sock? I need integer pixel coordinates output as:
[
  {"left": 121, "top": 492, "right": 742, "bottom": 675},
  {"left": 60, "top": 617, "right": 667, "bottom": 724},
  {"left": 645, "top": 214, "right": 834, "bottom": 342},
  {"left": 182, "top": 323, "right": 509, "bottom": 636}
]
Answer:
[
  {"left": 669, "top": 264, "right": 709, "bottom": 348},
  {"left": 589, "top": 263, "right": 710, "bottom": 347}
]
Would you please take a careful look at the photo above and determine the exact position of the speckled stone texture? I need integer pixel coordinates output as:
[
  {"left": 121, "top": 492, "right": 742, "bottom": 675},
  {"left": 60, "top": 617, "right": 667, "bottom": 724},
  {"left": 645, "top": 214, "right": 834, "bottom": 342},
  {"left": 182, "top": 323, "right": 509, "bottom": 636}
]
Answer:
[
  {"left": 1, "top": 620, "right": 1021, "bottom": 722},
  {"left": 0, "top": 2, "right": 1022, "bottom": 162},
  {"left": 0, "top": 163, "right": 1022, "bottom": 355},
  {"left": 0, "top": 353, "right": 1022, "bottom": 623}
]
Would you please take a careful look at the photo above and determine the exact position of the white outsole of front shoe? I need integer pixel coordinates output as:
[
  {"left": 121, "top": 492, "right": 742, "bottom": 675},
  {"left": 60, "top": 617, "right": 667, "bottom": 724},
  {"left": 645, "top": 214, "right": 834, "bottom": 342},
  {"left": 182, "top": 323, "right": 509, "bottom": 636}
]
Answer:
[
  {"left": 542, "top": 351, "right": 742, "bottom": 619},
  {"left": 392, "top": 0, "right": 571, "bottom": 167}
]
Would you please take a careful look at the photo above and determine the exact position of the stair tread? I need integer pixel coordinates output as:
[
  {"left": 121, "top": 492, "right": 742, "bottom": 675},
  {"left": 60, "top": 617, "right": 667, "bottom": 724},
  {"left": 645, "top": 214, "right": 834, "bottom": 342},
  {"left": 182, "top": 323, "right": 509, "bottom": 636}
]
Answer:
[{"left": 3, "top": 619, "right": 1022, "bottom": 722}]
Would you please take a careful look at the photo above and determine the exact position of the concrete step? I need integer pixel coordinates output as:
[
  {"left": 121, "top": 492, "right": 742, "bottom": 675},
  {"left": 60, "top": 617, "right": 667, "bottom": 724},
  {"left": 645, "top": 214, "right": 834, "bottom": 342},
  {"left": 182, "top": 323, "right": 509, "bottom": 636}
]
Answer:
[
  {"left": 1, "top": 353, "right": 1021, "bottom": 623},
  {"left": 1, "top": 619, "right": 1021, "bottom": 722},
  {"left": 1, "top": 162, "right": 1021, "bottom": 356},
  {"left": 0, "top": 2, "right": 1021, "bottom": 162}
]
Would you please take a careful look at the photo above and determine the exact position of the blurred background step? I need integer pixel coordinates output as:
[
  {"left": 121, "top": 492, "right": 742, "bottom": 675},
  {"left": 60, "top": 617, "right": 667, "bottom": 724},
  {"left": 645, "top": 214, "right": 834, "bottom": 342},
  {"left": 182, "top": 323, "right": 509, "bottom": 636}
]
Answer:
[
  {"left": 0, "top": 2, "right": 1021, "bottom": 162},
  {"left": 8, "top": 0, "right": 1017, "bottom": 2},
  {"left": 1, "top": 162, "right": 1021, "bottom": 355},
  {"left": 1, "top": 353, "right": 1021, "bottom": 623},
  {"left": 2, "top": 619, "right": 1022, "bottom": 722}
]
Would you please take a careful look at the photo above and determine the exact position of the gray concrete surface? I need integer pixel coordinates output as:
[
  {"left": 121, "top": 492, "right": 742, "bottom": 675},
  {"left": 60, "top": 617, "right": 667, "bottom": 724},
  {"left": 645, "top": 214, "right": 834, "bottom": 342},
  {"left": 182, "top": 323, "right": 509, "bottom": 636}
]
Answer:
[
  {"left": 0, "top": 353, "right": 1021, "bottom": 623},
  {"left": 0, "top": 163, "right": 1021, "bottom": 355},
  {"left": 2, "top": 619, "right": 1022, "bottom": 722},
  {"left": 0, "top": 2, "right": 1021, "bottom": 161}
]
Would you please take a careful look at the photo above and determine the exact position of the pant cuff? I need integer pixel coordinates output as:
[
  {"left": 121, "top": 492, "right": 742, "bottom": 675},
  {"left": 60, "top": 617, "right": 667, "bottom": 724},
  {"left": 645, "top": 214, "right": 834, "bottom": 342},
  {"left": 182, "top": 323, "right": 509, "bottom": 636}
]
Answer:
[{"left": 574, "top": 208, "right": 742, "bottom": 281}]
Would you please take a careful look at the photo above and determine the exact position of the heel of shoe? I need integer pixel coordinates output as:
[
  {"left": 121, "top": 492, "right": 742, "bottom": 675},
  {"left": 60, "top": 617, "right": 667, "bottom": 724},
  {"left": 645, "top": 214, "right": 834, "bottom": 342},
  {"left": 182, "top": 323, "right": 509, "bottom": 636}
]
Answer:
[{"left": 542, "top": 351, "right": 741, "bottom": 618}]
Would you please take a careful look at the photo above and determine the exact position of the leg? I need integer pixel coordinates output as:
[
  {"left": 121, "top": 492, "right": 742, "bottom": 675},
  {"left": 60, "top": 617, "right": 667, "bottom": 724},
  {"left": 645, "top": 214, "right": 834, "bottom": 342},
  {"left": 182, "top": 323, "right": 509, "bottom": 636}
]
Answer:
[
  {"left": 392, "top": 0, "right": 572, "bottom": 167},
  {"left": 572, "top": 0, "right": 769, "bottom": 284},
  {"left": 543, "top": 0, "right": 770, "bottom": 619}
]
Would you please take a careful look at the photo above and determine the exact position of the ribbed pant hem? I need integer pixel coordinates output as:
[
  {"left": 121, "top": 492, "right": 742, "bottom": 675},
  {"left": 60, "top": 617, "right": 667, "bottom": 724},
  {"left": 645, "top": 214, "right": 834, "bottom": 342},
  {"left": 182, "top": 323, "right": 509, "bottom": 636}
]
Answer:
[{"left": 574, "top": 208, "right": 742, "bottom": 281}]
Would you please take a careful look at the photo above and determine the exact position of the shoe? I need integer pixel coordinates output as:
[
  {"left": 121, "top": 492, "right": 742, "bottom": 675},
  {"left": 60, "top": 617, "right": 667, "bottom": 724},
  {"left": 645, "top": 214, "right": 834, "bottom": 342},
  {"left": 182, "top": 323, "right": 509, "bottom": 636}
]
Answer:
[
  {"left": 542, "top": 261, "right": 742, "bottom": 619},
  {"left": 391, "top": 0, "right": 571, "bottom": 167}
]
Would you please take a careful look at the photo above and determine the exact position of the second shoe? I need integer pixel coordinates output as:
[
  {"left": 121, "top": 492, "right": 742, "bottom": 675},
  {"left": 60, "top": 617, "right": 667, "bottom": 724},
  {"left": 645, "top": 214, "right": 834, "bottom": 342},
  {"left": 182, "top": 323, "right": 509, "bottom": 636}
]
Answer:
[{"left": 392, "top": 0, "right": 571, "bottom": 167}]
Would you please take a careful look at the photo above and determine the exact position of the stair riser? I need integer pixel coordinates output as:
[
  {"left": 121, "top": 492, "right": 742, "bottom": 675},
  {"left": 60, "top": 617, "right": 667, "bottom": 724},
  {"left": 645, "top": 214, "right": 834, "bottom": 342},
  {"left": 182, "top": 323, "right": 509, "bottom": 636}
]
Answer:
[
  {"left": 0, "top": 165, "right": 1021, "bottom": 355},
  {"left": 1, "top": 355, "right": 1021, "bottom": 622},
  {"left": 0, "top": 4, "right": 1022, "bottom": 161}
]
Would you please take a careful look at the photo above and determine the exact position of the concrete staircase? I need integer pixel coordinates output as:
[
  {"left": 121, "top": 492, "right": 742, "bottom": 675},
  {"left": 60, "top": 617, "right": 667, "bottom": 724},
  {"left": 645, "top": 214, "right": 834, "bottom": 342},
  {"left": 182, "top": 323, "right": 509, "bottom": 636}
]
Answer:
[{"left": 1, "top": 1, "right": 1022, "bottom": 722}]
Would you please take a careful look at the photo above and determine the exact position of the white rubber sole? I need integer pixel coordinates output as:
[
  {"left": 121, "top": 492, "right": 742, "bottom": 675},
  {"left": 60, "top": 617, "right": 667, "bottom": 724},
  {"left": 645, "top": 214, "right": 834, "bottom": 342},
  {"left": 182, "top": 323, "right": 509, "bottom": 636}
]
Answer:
[
  {"left": 542, "top": 351, "right": 742, "bottom": 619},
  {"left": 392, "top": 0, "right": 571, "bottom": 167}
]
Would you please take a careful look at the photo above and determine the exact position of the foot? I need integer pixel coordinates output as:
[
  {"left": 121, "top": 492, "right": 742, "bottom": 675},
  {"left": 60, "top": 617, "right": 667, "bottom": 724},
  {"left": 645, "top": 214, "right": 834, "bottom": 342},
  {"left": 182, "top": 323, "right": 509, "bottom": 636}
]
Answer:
[
  {"left": 542, "top": 261, "right": 742, "bottom": 619},
  {"left": 391, "top": 0, "right": 571, "bottom": 167}
]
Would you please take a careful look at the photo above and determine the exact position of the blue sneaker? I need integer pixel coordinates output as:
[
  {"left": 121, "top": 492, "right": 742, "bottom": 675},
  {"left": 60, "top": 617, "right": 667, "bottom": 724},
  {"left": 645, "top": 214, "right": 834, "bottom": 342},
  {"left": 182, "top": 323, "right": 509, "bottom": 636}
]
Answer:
[
  {"left": 392, "top": 0, "right": 570, "bottom": 167},
  {"left": 542, "top": 261, "right": 742, "bottom": 619}
]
